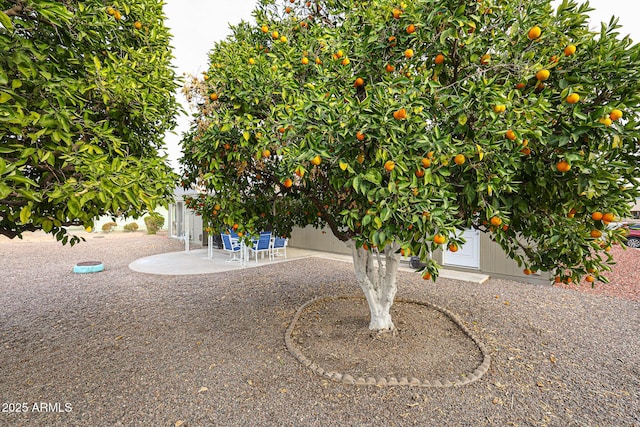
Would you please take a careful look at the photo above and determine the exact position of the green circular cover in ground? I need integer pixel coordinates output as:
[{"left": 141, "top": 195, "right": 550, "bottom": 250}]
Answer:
[{"left": 73, "top": 261, "right": 104, "bottom": 274}]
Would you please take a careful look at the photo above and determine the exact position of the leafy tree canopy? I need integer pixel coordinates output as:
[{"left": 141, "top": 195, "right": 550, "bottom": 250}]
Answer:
[
  {"left": 1, "top": 0, "right": 180, "bottom": 244},
  {"left": 181, "top": 0, "right": 640, "bottom": 285}
]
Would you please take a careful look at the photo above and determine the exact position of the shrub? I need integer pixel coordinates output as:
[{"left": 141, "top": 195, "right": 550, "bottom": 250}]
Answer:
[
  {"left": 101, "top": 222, "right": 117, "bottom": 232},
  {"left": 144, "top": 213, "right": 164, "bottom": 234},
  {"left": 123, "top": 222, "right": 139, "bottom": 232}
]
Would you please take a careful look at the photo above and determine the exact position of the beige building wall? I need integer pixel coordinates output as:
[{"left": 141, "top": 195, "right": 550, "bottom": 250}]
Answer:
[
  {"left": 290, "top": 225, "right": 552, "bottom": 285},
  {"left": 289, "top": 225, "right": 351, "bottom": 255}
]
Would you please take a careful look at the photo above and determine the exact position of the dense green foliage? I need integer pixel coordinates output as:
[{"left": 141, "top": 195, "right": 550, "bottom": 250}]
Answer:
[
  {"left": 181, "top": 0, "right": 640, "bottom": 284},
  {"left": 1, "top": 1, "right": 179, "bottom": 244}
]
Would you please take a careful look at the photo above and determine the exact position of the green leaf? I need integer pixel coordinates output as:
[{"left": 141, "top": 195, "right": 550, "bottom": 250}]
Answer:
[
  {"left": 0, "top": 11, "right": 13, "bottom": 31},
  {"left": 20, "top": 206, "right": 31, "bottom": 224},
  {"left": 363, "top": 170, "right": 381, "bottom": 185},
  {"left": 0, "top": 184, "right": 11, "bottom": 199},
  {"left": 67, "top": 199, "right": 80, "bottom": 217},
  {"left": 0, "top": 92, "right": 12, "bottom": 103}
]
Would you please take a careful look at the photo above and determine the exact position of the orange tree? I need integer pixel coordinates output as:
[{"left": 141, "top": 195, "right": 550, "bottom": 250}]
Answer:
[
  {"left": 0, "top": 1, "right": 179, "bottom": 244},
  {"left": 180, "top": 0, "right": 640, "bottom": 330}
]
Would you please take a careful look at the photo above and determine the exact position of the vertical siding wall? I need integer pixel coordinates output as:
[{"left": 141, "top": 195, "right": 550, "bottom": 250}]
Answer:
[
  {"left": 289, "top": 225, "right": 351, "bottom": 255},
  {"left": 291, "top": 226, "right": 552, "bottom": 284},
  {"left": 478, "top": 233, "right": 551, "bottom": 284}
]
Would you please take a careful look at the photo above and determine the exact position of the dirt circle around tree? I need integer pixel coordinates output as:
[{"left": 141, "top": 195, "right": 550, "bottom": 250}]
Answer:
[{"left": 286, "top": 295, "right": 491, "bottom": 387}]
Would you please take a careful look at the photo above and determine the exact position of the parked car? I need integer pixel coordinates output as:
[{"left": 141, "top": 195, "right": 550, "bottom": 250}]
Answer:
[{"left": 623, "top": 223, "right": 640, "bottom": 248}]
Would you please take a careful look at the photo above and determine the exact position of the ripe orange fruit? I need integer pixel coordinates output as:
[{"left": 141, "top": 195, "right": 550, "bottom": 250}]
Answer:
[
  {"left": 301, "top": 57, "right": 309, "bottom": 65},
  {"left": 356, "top": 131, "right": 365, "bottom": 141},
  {"left": 434, "top": 54, "right": 445, "bottom": 65},
  {"left": 421, "top": 157, "right": 431, "bottom": 168},
  {"left": 505, "top": 130, "right": 516, "bottom": 141},
  {"left": 556, "top": 160, "right": 571, "bottom": 173},
  {"left": 610, "top": 109, "right": 623, "bottom": 121},
  {"left": 585, "top": 275, "right": 595, "bottom": 283},
  {"left": 285, "top": 6, "right": 292, "bottom": 13},
  {"left": 591, "top": 211, "right": 603, "bottom": 221},
  {"left": 262, "top": 149, "right": 271, "bottom": 158},
  {"left": 392, "top": 8, "right": 402, "bottom": 19},
  {"left": 415, "top": 169, "right": 425, "bottom": 178},
  {"left": 341, "top": 58, "right": 350, "bottom": 65},
  {"left": 385, "top": 63, "right": 395, "bottom": 72},
  {"left": 406, "top": 24, "right": 416, "bottom": 34},
  {"left": 404, "top": 49, "right": 414, "bottom": 58},
  {"left": 520, "top": 147, "right": 531, "bottom": 155},
  {"left": 564, "top": 44, "right": 576, "bottom": 56},
  {"left": 248, "top": 58, "right": 256, "bottom": 65},
  {"left": 433, "top": 234, "right": 446, "bottom": 245},
  {"left": 384, "top": 160, "right": 395, "bottom": 172},
  {"left": 493, "top": 104, "right": 506, "bottom": 113},
  {"left": 134, "top": 21, "right": 142, "bottom": 30},
  {"left": 315, "top": 57, "right": 322, "bottom": 65},
  {"left": 280, "top": 35, "right": 288, "bottom": 43},
  {"left": 272, "top": 31, "right": 279, "bottom": 39},
  {"left": 566, "top": 93, "right": 580, "bottom": 104},
  {"left": 106, "top": 6, "right": 115, "bottom": 15},
  {"left": 422, "top": 271, "right": 432, "bottom": 280},
  {"left": 515, "top": 82, "right": 526, "bottom": 90},
  {"left": 335, "top": 50, "right": 344, "bottom": 58},
  {"left": 232, "top": 223, "right": 239, "bottom": 230},
  {"left": 113, "top": 10, "right": 122, "bottom": 20},
  {"left": 527, "top": 25, "right": 541, "bottom": 40},
  {"left": 454, "top": 154, "right": 465, "bottom": 165},
  {"left": 536, "top": 69, "right": 550, "bottom": 81},
  {"left": 210, "top": 93, "right": 219, "bottom": 101},
  {"left": 261, "top": 25, "right": 269, "bottom": 33},
  {"left": 354, "top": 77, "right": 364, "bottom": 87},
  {"left": 393, "top": 108, "right": 407, "bottom": 120},
  {"left": 490, "top": 216, "right": 502, "bottom": 227},
  {"left": 448, "top": 243, "right": 458, "bottom": 253},
  {"left": 567, "top": 208, "right": 577, "bottom": 218},
  {"left": 523, "top": 268, "right": 532, "bottom": 275},
  {"left": 388, "top": 36, "right": 397, "bottom": 46},
  {"left": 590, "top": 229, "right": 603, "bottom": 239},
  {"left": 311, "top": 155, "right": 322, "bottom": 166},
  {"left": 602, "top": 212, "right": 615, "bottom": 223},
  {"left": 283, "top": 178, "right": 293, "bottom": 188},
  {"left": 599, "top": 116, "right": 613, "bottom": 126}
]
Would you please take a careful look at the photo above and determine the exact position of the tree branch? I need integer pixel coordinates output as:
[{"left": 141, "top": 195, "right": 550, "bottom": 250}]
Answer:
[{"left": 4, "top": 4, "right": 23, "bottom": 17}]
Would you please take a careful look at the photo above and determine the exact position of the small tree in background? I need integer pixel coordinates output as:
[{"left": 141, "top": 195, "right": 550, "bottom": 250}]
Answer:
[
  {"left": 181, "top": 0, "right": 640, "bottom": 331},
  {"left": 0, "top": 1, "right": 180, "bottom": 244}
]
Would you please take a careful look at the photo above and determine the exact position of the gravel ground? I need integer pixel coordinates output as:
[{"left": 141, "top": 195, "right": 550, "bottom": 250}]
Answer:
[{"left": 1, "top": 231, "right": 638, "bottom": 426}]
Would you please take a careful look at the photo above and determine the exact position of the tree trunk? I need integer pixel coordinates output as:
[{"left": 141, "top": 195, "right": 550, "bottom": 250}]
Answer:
[{"left": 350, "top": 241, "right": 401, "bottom": 331}]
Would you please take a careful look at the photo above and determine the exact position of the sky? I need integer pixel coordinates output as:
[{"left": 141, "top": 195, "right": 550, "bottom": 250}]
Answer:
[{"left": 161, "top": 0, "right": 640, "bottom": 172}]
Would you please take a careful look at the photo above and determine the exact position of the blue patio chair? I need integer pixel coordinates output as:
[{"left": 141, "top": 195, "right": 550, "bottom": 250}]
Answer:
[
  {"left": 250, "top": 231, "right": 272, "bottom": 263},
  {"left": 271, "top": 237, "right": 288, "bottom": 260},
  {"left": 221, "top": 233, "right": 242, "bottom": 262}
]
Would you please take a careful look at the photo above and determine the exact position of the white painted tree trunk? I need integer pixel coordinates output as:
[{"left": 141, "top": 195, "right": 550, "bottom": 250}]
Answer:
[{"left": 350, "top": 241, "right": 401, "bottom": 331}]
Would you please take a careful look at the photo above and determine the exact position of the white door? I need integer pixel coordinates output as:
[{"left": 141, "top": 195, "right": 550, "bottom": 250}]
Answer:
[{"left": 443, "top": 229, "right": 481, "bottom": 269}]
